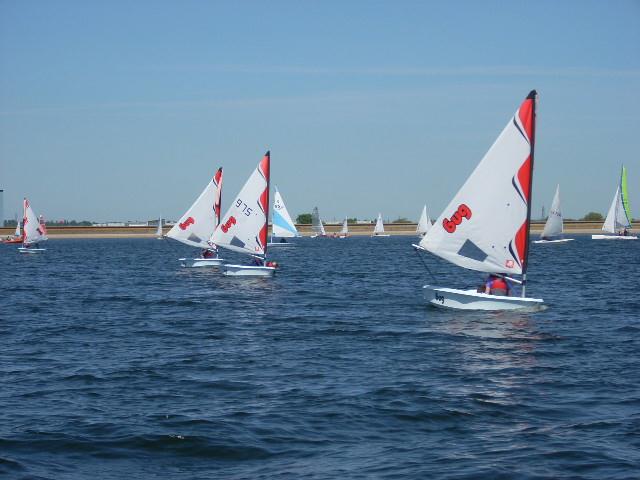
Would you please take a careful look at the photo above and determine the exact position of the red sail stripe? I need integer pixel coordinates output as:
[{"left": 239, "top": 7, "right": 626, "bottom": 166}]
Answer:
[
  {"left": 514, "top": 222, "right": 527, "bottom": 266},
  {"left": 258, "top": 224, "right": 267, "bottom": 249},
  {"left": 214, "top": 167, "right": 223, "bottom": 221},
  {"left": 518, "top": 98, "right": 534, "bottom": 141},
  {"left": 259, "top": 151, "right": 270, "bottom": 181},
  {"left": 259, "top": 188, "right": 268, "bottom": 215}
]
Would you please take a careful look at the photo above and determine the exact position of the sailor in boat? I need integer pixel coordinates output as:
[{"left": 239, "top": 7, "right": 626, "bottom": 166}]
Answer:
[
  {"left": 251, "top": 256, "right": 278, "bottom": 269},
  {"left": 201, "top": 248, "right": 216, "bottom": 259},
  {"left": 279, "top": 238, "right": 287, "bottom": 243},
  {"left": 484, "top": 274, "right": 511, "bottom": 296}
]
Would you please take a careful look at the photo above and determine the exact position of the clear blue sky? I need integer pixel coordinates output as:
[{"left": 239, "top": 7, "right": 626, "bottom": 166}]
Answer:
[{"left": 1, "top": 0, "right": 638, "bottom": 222}]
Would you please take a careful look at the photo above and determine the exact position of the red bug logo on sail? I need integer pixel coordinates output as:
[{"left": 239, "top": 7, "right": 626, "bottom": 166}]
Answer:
[
  {"left": 179, "top": 217, "right": 195, "bottom": 230},
  {"left": 443, "top": 204, "right": 472, "bottom": 233},
  {"left": 220, "top": 216, "right": 237, "bottom": 233}
]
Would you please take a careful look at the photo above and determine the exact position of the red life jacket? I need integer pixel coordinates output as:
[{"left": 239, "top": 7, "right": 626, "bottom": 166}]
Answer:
[{"left": 490, "top": 277, "right": 508, "bottom": 290}]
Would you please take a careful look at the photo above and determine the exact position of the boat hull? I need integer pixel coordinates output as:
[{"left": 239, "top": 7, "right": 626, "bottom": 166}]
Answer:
[
  {"left": 18, "top": 247, "right": 46, "bottom": 254},
  {"left": 372, "top": 234, "right": 391, "bottom": 237},
  {"left": 533, "top": 238, "right": 574, "bottom": 244},
  {"left": 423, "top": 285, "right": 544, "bottom": 311},
  {"left": 223, "top": 264, "right": 276, "bottom": 277},
  {"left": 267, "top": 242, "right": 296, "bottom": 247},
  {"left": 591, "top": 235, "right": 638, "bottom": 240},
  {"left": 179, "top": 257, "right": 225, "bottom": 268}
]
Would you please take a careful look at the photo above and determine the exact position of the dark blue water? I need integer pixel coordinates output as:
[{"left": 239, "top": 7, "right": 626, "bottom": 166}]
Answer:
[{"left": 1, "top": 235, "right": 639, "bottom": 479}]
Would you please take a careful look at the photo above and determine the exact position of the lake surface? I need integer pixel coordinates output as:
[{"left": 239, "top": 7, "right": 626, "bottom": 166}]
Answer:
[{"left": 1, "top": 236, "right": 639, "bottom": 479}]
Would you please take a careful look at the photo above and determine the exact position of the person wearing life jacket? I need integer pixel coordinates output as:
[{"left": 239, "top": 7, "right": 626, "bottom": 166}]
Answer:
[
  {"left": 484, "top": 274, "right": 510, "bottom": 296},
  {"left": 265, "top": 260, "right": 278, "bottom": 268},
  {"left": 201, "top": 248, "right": 215, "bottom": 259}
]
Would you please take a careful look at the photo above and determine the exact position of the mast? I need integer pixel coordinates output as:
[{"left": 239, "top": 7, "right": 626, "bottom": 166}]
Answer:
[
  {"left": 263, "top": 151, "right": 271, "bottom": 260},
  {"left": 521, "top": 90, "right": 537, "bottom": 298}
]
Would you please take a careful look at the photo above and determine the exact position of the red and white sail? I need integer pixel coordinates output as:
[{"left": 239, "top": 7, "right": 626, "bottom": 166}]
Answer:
[
  {"left": 211, "top": 152, "right": 270, "bottom": 257},
  {"left": 167, "top": 168, "right": 223, "bottom": 248},
  {"left": 419, "top": 91, "right": 537, "bottom": 275},
  {"left": 23, "top": 198, "right": 48, "bottom": 245}
]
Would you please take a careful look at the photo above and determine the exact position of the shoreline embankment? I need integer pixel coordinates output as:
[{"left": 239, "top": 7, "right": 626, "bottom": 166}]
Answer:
[{"left": 2, "top": 221, "right": 635, "bottom": 239}]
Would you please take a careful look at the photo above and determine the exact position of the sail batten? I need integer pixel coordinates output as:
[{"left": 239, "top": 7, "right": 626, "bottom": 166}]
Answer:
[{"left": 419, "top": 90, "right": 537, "bottom": 275}]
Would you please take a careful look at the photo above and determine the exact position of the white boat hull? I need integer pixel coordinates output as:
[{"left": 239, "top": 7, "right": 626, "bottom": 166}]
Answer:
[
  {"left": 372, "top": 234, "right": 391, "bottom": 237},
  {"left": 18, "top": 247, "right": 46, "bottom": 254},
  {"left": 533, "top": 238, "right": 574, "bottom": 244},
  {"left": 423, "top": 285, "right": 544, "bottom": 311},
  {"left": 179, "top": 257, "right": 225, "bottom": 268},
  {"left": 591, "top": 234, "right": 637, "bottom": 240},
  {"left": 267, "top": 242, "right": 296, "bottom": 247},
  {"left": 223, "top": 264, "right": 276, "bottom": 277}
]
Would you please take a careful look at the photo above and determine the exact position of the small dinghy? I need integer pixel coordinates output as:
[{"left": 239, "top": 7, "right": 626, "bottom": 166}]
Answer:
[
  {"left": 414, "top": 90, "right": 544, "bottom": 311},
  {"left": 416, "top": 205, "right": 432, "bottom": 238},
  {"left": 372, "top": 213, "right": 390, "bottom": 237},
  {"left": 337, "top": 217, "right": 349, "bottom": 238},
  {"left": 166, "top": 167, "right": 226, "bottom": 267},
  {"left": 211, "top": 151, "right": 277, "bottom": 277},
  {"left": 267, "top": 187, "right": 299, "bottom": 247},
  {"left": 3, "top": 219, "right": 23, "bottom": 244},
  {"left": 533, "top": 185, "right": 574, "bottom": 244},
  {"left": 592, "top": 166, "right": 637, "bottom": 240},
  {"left": 310, "top": 206, "right": 326, "bottom": 238},
  {"left": 18, "top": 198, "right": 48, "bottom": 254},
  {"left": 155, "top": 215, "right": 165, "bottom": 240}
]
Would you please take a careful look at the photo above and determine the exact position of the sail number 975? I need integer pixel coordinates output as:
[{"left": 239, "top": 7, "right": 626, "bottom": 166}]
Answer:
[
  {"left": 443, "top": 204, "right": 472, "bottom": 233},
  {"left": 235, "top": 199, "right": 253, "bottom": 216}
]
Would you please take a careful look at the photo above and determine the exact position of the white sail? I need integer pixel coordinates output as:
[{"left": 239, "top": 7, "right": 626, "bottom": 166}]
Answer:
[
  {"left": 602, "top": 167, "right": 633, "bottom": 233},
  {"left": 373, "top": 213, "right": 385, "bottom": 234},
  {"left": 417, "top": 205, "right": 432, "bottom": 235},
  {"left": 540, "top": 185, "right": 563, "bottom": 238},
  {"left": 272, "top": 188, "right": 298, "bottom": 238},
  {"left": 23, "top": 198, "right": 47, "bottom": 245},
  {"left": 156, "top": 216, "right": 163, "bottom": 237},
  {"left": 167, "top": 168, "right": 223, "bottom": 248},
  {"left": 14, "top": 221, "right": 20, "bottom": 237},
  {"left": 311, "top": 207, "right": 326, "bottom": 235},
  {"left": 419, "top": 91, "right": 537, "bottom": 275},
  {"left": 212, "top": 152, "right": 270, "bottom": 257},
  {"left": 602, "top": 187, "right": 618, "bottom": 233},
  {"left": 340, "top": 217, "right": 348, "bottom": 234}
]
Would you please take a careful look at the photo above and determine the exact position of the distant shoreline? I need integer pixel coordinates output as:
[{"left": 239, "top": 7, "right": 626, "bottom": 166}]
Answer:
[{"left": 3, "top": 222, "right": 635, "bottom": 239}]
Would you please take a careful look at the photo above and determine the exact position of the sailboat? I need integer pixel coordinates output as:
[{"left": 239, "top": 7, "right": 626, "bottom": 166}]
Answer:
[
  {"left": 268, "top": 187, "right": 299, "bottom": 246},
  {"left": 337, "top": 217, "right": 349, "bottom": 238},
  {"left": 2, "top": 218, "right": 23, "bottom": 244},
  {"left": 533, "top": 185, "right": 573, "bottom": 243},
  {"left": 416, "top": 205, "right": 432, "bottom": 237},
  {"left": 155, "top": 215, "right": 164, "bottom": 239},
  {"left": 18, "top": 198, "right": 48, "bottom": 254},
  {"left": 211, "top": 151, "right": 277, "bottom": 277},
  {"left": 413, "top": 90, "right": 544, "bottom": 311},
  {"left": 592, "top": 166, "right": 637, "bottom": 240},
  {"left": 310, "top": 206, "right": 326, "bottom": 238},
  {"left": 372, "top": 213, "right": 390, "bottom": 237},
  {"left": 166, "top": 167, "right": 226, "bottom": 267}
]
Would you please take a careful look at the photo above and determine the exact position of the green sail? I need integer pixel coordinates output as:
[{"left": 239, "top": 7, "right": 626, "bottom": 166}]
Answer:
[{"left": 620, "top": 166, "right": 633, "bottom": 225}]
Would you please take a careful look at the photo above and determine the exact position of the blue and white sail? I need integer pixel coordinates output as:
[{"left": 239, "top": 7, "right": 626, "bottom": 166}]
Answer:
[{"left": 272, "top": 188, "right": 299, "bottom": 238}]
